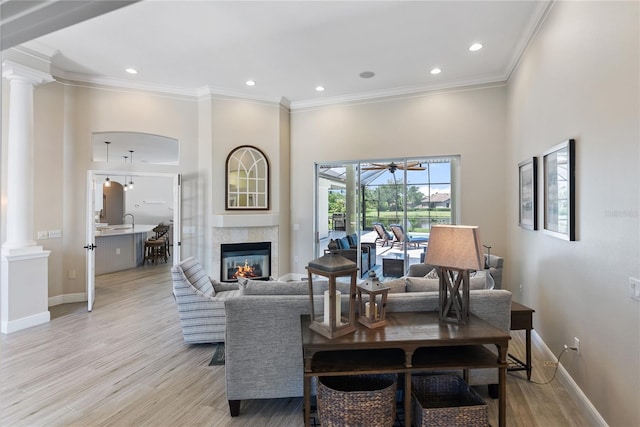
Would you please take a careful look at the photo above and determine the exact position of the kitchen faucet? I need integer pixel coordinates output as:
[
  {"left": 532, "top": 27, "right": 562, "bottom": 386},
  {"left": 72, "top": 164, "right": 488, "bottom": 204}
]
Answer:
[{"left": 123, "top": 213, "right": 135, "bottom": 227}]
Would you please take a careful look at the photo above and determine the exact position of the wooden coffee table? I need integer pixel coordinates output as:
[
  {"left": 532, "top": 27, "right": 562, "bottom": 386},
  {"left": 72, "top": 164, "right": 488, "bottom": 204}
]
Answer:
[{"left": 301, "top": 311, "right": 510, "bottom": 427}]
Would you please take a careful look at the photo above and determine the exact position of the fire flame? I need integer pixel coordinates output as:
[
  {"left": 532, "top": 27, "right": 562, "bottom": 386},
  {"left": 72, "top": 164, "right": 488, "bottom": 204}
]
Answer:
[{"left": 233, "top": 260, "right": 258, "bottom": 279}]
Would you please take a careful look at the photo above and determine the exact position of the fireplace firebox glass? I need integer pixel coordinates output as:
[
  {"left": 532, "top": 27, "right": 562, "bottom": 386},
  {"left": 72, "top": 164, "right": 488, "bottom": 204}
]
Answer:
[{"left": 220, "top": 242, "right": 271, "bottom": 282}]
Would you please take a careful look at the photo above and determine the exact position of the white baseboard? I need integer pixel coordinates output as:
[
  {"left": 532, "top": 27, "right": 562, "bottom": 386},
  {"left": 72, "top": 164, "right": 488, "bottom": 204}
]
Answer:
[
  {"left": 1, "top": 310, "right": 50, "bottom": 334},
  {"left": 532, "top": 330, "right": 608, "bottom": 427},
  {"left": 48, "top": 292, "right": 87, "bottom": 307}
]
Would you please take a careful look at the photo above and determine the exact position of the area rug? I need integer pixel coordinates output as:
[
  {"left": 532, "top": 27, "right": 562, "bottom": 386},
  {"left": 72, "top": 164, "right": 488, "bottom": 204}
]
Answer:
[{"left": 209, "top": 343, "right": 225, "bottom": 366}]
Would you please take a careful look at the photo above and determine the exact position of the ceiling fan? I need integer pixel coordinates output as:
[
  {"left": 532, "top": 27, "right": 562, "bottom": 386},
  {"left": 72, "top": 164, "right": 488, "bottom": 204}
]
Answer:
[{"left": 361, "top": 161, "right": 425, "bottom": 174}]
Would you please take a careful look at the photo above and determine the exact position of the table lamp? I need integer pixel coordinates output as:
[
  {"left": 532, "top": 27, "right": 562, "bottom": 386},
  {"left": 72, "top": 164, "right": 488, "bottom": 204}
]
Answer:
[{"left": 424, "top": 225, "right": 484, "bottom": 324}]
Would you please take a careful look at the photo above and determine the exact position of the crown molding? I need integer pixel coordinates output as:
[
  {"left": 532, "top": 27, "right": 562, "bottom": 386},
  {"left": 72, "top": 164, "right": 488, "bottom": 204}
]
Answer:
[
  {"left": 289, "top": 74, "right": 509, "bottom": 110},
  {"left": 504, "top": 0, "right": 556, "bottom": 83},
  {"left": 52, "top": 69, "right": 199, "bottom": 97},
  {"left": 196, "top": 85, "right": 284, "bottom": 105}
]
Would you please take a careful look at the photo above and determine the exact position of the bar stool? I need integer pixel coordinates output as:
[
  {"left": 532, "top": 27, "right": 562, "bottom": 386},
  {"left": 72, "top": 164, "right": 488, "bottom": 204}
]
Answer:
[
  {"left": 153, "top": 225, "right": 171, "bottom": 258},
  {"left": 144, "top": 238, "right": 167, "bottom": 265}
]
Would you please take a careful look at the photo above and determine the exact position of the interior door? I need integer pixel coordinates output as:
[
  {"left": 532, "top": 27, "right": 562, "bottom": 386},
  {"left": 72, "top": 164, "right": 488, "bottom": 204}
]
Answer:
[
  {"left": 85, "top": 171, "right": 97, "bottom": 311},
  {"left": 173, "top": 173, "right": 181, "bottom": 264}
]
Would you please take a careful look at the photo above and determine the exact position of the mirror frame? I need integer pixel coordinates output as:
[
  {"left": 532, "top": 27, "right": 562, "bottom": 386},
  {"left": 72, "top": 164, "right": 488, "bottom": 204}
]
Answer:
[{"left": 225, "top": 145, "right": 270, "bottom": 210}]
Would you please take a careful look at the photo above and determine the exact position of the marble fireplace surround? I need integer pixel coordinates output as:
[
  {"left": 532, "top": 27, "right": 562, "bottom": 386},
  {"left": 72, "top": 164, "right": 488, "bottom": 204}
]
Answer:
[{"left": 211, "top": 214, "right": 280, "bottom": 282}]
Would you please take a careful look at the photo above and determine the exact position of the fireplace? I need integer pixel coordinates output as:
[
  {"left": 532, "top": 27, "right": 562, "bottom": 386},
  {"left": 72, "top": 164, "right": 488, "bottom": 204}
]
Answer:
[{"left": 220, "top": 242, "right": 272, "bottom": 282}]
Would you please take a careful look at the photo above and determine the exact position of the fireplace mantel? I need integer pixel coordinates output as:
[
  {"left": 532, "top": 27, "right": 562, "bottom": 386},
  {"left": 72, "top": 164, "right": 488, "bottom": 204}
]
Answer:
[{"left": 212, "top": 213, "right": 280, "bottom": 228}]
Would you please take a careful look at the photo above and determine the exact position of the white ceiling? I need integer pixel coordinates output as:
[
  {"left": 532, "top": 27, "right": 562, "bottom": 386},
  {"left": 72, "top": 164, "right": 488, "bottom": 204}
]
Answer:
[{"left": 12, "top": 1, "right": 550, "bottom": 108}]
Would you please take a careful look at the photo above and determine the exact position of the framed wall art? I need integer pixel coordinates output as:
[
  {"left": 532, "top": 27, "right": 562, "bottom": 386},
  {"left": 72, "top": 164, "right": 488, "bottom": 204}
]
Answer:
[
  {"left": 543, "top": 139, "right": 575, "bottom": 241},
  {"left": 518, "top": 157, "right": 537, "bottom": 230},
  {"left": 225, "top": 145, "right": 270, "bottom": 210}
]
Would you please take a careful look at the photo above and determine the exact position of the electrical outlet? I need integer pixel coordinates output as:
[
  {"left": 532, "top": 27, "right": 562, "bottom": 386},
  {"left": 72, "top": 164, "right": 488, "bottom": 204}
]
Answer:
[
  {"left": 68, "top": 269, "right": 76, "bottom": 279},
  {"left": 573, "top": 337, "right": 580, "bottom": 355},
  {"left": 629, "top": 277, "right": 640, "bottom": 301},
  {"left": 116, "top": 248, "right": 121, "bottom": 255},
  {"left": 37, "top": 231, "right": 48, "bottom": 240},
  {"left": 48, "top": 229, "right": 62, "bottom": 238},
  {"left": 519, "top": 283, "right": 524, "bottom": 292}
]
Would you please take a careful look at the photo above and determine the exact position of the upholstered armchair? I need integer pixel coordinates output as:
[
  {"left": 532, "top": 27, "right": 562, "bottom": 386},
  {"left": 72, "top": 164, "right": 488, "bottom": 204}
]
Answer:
[{"left": 171, "top": 257, "right": 242, "bottom": 344}]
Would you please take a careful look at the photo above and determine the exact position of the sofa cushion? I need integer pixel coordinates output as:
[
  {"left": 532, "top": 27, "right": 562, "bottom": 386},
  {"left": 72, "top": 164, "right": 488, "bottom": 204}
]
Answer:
[
  {"left": 469, "top": 271, "right": 489, "bottom": 289},
  {"left": 346, "top": 233, "right": 358, "bottom": 247},
  {"left": 240, "top": 279, "right": 309, "bottom": 295},
  {"left": 406, "top": 277, "right": 439, "bottom": 292},
  {"left": 406, "top": 272, "right": 488, "bottom": 292},
  {"left": 178, "top": 257, "right": 215, "bottom": 297},
  {"left": 380, "top": 277, "right": 407, "bottom": 293}
]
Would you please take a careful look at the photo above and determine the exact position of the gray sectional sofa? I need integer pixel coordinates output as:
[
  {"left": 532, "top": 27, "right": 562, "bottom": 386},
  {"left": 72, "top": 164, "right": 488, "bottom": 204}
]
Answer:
[{"left": 224, "top": 276, "right": 511, "bottom": 417}]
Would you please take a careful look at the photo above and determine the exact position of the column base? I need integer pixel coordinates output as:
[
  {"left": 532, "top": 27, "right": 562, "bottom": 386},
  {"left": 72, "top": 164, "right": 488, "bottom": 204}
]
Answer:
[{"left": 1, "top": 248, "right": 51, "bottom": 334}]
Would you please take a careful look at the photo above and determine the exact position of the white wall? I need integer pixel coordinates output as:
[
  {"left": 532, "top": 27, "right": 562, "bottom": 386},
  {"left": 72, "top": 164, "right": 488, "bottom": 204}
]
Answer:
[
  {"left": 507, "top": 2, "right": 639, "bottom": 425},
  {"left": 290, "top": 85, "right": 508, "bottom": 274},
  {"left": 28, "top": 82, "right": 198, "bottom": 297}
]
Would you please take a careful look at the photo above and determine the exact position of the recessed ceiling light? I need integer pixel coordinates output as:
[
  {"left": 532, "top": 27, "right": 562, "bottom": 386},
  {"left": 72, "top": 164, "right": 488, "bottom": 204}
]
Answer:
[
  {"left": 246, "top": 80, "right": 256, "bottom": 86},
  {"left": 125, "top": 68, "right": 138, "bottom": 74},
  {"left": 315, "top": 86, "right": 325, "bottom": 92},
  {"left": 359, "top": 71, "right": 375, "bottom": 79},
  {"left": 469, "top": 43, "right": 483, "bottom": 52},
  {"left": 430, "top": 68, "right": 442, "bottom": 75}
]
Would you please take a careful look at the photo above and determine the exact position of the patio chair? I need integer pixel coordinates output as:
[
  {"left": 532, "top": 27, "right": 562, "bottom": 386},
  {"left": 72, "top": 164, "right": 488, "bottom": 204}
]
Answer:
[
  {"left": 373, "top": 222, "right": 393, "bottom": 246},
  {"left": 389, "top": 225, "right": 429, "bottom": 249}
]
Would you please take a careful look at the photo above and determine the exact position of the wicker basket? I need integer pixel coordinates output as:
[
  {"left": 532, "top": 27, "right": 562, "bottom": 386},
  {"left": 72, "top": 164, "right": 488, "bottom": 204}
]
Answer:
[
  {"left": 317, "top": 374, "right": 397, "bottom": 427},
  {"left": 412, "top": 374, "right": 488, "bottom": 427}
]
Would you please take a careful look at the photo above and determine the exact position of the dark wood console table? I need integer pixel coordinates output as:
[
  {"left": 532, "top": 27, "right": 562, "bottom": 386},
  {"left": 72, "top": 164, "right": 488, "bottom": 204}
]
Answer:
[
  {"left": 509, "top": 301, "right": 535, "bottom": 380},
  {"left": 301, "top": 311, "right": 510, "bottom": 427}
]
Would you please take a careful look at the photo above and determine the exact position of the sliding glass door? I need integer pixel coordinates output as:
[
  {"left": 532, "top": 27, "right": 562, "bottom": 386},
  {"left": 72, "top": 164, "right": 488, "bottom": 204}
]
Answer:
[{"left": 315, "top": 156, "right": 459, "bottom": 279}]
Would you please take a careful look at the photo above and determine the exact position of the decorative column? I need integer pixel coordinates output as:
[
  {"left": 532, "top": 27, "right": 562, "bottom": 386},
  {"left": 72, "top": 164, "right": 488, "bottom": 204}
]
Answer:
[{"left": 1, "top": 60, "right": 52, "bottom": 334}]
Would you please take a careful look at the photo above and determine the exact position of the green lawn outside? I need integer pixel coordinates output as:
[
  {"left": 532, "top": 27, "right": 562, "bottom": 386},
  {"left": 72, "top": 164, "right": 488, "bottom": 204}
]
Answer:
[{"left": 328, "top": 209, "right": 451, "bottom": 232}]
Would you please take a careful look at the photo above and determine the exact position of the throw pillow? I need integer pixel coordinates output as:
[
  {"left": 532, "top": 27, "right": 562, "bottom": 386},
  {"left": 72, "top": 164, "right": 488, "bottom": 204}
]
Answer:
[
  {"left": 347, "top": 234, "right": 358, "bottom": 247},
  {"left": 339, "top": 237, "right": 350, "bottom": 250},
  {"left": 424, "top": 268, "right": 439, "bottom": 279}
]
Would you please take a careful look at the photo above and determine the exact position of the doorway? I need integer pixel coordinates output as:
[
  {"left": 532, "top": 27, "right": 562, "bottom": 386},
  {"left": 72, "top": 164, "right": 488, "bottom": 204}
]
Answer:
[{"left": 86, "top": 171, "right": 181, "bottom": 311}]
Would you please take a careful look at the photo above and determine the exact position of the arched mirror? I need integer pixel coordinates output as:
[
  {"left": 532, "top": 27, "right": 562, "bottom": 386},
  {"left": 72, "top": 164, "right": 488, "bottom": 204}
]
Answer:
[{"left": 226, "top": 145, "right": 269, "bottom": 210}]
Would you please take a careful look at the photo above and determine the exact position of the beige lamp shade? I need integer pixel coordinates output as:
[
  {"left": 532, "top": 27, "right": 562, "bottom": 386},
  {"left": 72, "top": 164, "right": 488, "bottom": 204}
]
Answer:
[{"left": 424, "top": 225, "right": 484, "bottom": 270}]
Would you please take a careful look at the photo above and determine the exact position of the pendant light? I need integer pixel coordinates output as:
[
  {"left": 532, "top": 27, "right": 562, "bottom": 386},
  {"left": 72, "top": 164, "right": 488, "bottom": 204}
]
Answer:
[
  {"left": 123, "top": 156, "right": 129, "bottom": 191},
  {"left": 104, "top": 141, "right": 111, "bottom": 187},
  {"left": 128, "top": 150, "right": 135, "bottom": 190}
]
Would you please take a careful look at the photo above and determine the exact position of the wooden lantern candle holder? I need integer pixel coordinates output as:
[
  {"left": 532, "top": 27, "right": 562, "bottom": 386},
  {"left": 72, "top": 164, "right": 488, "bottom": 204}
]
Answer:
[
  {"left": 356, "top": 272, "right": 389, "bottom": 329},
  {"left": 306, "top": 252, "right": 358, "bottom": 339}
]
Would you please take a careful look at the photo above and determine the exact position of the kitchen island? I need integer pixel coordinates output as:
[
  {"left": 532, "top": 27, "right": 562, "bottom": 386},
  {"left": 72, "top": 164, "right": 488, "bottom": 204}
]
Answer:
[{"left": 95, "top": 224, "right": 156, "bottom": 275}]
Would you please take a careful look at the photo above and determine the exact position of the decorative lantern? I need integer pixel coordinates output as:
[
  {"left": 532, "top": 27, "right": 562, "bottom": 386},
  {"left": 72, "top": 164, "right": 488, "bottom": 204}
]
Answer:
[
  {"left": 357, "top": 271, "right": 389, "bottom": 329},
  {"left": 424, "top": 225, "right": 484, "bottom": 324},
  {"left": 306, "top": 252, "right": 358, "bottom": 339}
]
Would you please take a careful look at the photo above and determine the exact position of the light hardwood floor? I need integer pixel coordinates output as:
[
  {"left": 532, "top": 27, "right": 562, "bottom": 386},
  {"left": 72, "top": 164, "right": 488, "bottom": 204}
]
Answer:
[{"left": 0, "top": 263, "right": 590, "bottom": 426}]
